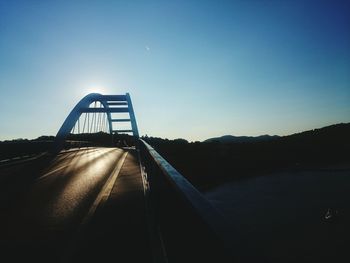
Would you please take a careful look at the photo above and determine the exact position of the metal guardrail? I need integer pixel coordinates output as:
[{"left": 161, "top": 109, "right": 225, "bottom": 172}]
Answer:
[
  {"left": 62, "top": 140, "right": 92, "bottom": 149},
  {"left": 0, "top": 140, "right": 96, "bottom": 162},
  {"left": 139, "top": 139, "right": 263, "bottom": 263}
]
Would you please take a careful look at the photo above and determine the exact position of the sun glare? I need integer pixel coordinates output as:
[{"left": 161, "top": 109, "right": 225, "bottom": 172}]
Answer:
[{"left": 85, "top": 85, "right": 108, "bottom": 95}]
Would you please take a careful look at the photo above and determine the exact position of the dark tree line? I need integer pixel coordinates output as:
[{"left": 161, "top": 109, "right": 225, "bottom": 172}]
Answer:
[{"left": 143, "top": 123, "right": 350, "bottom": 189}]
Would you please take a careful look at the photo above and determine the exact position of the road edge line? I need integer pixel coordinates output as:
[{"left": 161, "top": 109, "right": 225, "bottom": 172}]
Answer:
[{"left": 80, "top": 150, "right": 128, "bottom": 227}]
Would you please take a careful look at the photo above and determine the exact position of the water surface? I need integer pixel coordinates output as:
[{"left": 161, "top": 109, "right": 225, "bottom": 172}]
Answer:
[{"left": 205, "top": 168, "right": 350, "bottom": 262}]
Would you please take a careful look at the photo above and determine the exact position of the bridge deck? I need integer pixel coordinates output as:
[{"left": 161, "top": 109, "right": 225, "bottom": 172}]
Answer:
[{"left": 69, "top": 149, "right": 153, "bottom": 262}]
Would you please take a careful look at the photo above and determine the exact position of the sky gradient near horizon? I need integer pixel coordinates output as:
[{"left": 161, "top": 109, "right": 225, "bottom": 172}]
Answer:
[{"left": 0, "top": 0, "right": 349, "bottom": 141}]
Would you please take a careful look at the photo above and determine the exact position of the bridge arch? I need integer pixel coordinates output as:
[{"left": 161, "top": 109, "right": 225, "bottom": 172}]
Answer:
[{"left": 53, "top": 93, "right": 139, "bottom": 152}]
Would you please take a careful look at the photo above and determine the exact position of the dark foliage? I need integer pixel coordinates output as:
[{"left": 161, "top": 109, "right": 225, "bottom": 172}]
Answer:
[{"left": 143, "top": 123, "right": 350, "bottom": 189}]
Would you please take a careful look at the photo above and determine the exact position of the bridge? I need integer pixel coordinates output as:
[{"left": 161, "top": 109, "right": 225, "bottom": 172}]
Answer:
[{"left": 0, "top": 93, "right": 259, "bottom": 263}]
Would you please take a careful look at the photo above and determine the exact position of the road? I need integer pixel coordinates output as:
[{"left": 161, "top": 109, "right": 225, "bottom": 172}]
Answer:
[{"left": 0, "top": 147, "right": 127, "bottom": 263}]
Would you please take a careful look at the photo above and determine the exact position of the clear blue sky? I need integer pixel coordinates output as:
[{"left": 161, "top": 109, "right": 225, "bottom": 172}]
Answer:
[{"left": 0, "top": 0, "right": 349, "bottom": 141}]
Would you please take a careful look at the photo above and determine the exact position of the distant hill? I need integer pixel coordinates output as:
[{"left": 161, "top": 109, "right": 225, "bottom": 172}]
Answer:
[
  {"left": 284, "top": 123, "right": 350, "bottom": 141},
  {"left": 204, "top": 134, "right": 280, "bottom": 143},
  {"left": 204, "top": 123, "right": 350, "bottom": 143}
]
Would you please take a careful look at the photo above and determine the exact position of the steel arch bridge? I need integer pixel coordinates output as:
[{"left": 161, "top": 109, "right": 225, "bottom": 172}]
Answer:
[{"left": 54, "top": 93, "right": 139, "bottom": 152}]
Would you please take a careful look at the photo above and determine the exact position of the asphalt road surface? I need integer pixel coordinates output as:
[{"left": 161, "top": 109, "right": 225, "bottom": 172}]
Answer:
[{"left": 0, "top": 147, "right": 126, "bottom": 263}]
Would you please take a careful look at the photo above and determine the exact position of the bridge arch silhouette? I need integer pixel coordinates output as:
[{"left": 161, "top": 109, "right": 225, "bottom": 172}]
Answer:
[{"left": 54, "top": 93, "right": 139, "bottom": 151}]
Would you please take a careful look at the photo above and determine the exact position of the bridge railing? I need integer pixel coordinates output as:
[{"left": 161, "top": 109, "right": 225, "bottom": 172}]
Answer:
[
  {"left": 62, "top": 140, "right": 94, "bottom": 150},
  {"left": 0, "top": 140, "right": 53, "bottom": 162},
  {"left": 138, "top": 139, "right": 260, "bottom": 262}
]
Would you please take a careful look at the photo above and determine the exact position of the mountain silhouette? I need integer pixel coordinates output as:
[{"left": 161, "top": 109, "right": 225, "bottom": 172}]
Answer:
[
  {"left": 204, "top": 123, "right": 350, "bottom": 143},
  {"left": 204, "top": 134, "right": 280, "bottom": 143}
]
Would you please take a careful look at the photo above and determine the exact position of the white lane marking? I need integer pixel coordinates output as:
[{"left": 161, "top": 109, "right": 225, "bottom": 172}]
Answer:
[
  {"left": 80, "top": 151, "right": 128, "bottom": 227},
  {"left": 36, "top": 165, "right": 69, "bottom": 181}
]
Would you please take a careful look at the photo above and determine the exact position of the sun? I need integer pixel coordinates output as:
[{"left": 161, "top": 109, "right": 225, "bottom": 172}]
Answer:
[{"left": 86, "top": 85, "right": 107, "bottom": 95}]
